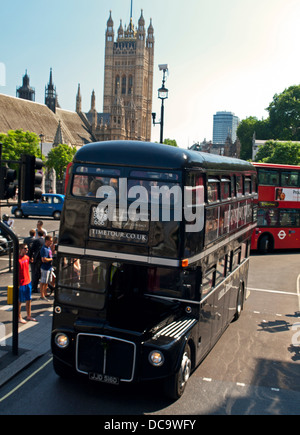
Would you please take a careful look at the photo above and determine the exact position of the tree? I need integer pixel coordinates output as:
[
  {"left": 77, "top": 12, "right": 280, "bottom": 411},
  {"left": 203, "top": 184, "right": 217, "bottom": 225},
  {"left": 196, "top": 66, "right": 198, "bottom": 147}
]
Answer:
[
  {"left": 237, "top": 117, "right": 270, "bottom": 160},
  {"left": 267, "top": 85, "right": 300, "bottom": 141},
  {"left": 0, "top": 129, "right": 41, "bottom": 163},
  {"left": 46, "top": 144, "right": 76, "bottom": 180},
  {"left": 255, "top": 140, "right": 300, "bottom": 165},
  {"left": 163, "top": 138, "right": 178, "bottom": 147},
  {"left": 238, "top": 84, "right": 300, "bottom": 160}
]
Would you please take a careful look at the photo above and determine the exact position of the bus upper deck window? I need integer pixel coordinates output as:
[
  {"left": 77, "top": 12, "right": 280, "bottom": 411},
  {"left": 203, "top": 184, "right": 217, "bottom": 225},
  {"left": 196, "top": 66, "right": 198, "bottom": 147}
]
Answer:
[
  {"left": 221, "top": 178, "right": 231, "bottom": 201},
  {"left": 130, "top": 170, "right": 180, "bottom": 181},
  {"left": 72, "top": 166, "right": 120, "bottom": 197},
  {"left": 281, "top": 171, "right": 299, "bottom": 187},
  {"left": 207, "top": 178, "right": 219, "bottom": 203},
  {"left": 258, "top": 169, "right": 279, "bottom": 186},
  {"left": 244, "top": 178, "right": 251, "bottom": 195},
  {"left": 252, "top": 174, "right": 258, "bottom": 193},
  {"left": 236, "top": 175, "right": 243, "bottom": 197},
  {"left": 186, "top": 173, "right": 204, "bottom": 207}
]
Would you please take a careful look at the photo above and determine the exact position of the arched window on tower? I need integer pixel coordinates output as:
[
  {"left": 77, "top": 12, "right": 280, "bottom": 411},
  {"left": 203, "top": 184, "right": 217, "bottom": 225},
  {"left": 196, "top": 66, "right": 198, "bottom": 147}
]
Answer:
[
  {"left": 122, "top": 76, "right": 126, "bottom": 95},
  {"left": 128, "top": 75, "right": 133, "bottom": 95}
]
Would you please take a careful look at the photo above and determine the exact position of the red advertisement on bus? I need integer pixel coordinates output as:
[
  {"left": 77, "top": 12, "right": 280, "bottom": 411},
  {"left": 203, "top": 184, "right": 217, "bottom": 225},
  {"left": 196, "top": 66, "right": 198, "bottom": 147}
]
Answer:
[
  {"left": 64, "top": 162, "right": 73, "bottom": 194},
  {"left": 251, "top": 162, "right": 300, "bottom": 253}
]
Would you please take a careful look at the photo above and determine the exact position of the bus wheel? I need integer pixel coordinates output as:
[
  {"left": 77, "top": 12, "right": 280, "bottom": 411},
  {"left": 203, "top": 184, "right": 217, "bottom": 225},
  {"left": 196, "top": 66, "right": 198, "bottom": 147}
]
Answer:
[
  {"left": 258, "top": 234, "right": 271, "bottom": 254},
  {"left": 233, "top": 284, "right": 244, "bottom": 322},
  {"left": 163, "top": 343, "right": 192, "bottom": 400}
]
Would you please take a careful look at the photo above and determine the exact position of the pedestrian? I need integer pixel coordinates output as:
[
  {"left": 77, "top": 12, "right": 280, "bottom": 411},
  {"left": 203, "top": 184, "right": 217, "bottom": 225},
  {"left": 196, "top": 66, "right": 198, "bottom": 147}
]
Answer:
[
  {"left": 29, "top": 230, "right": 45, "bottom": 293},
  {"left": 2, "top": 214, "right": 14, "bottom": 229},
  {"left": 24, "top": 229, "right": 36, "bottom": 251},
  {"left": 40, "top": 235, "right": 53, "bottom": 301},
  {"left": 18, "top": 243, "right": 36, "bottom": 324},
  {"left": 35, "top": 220, "right": 47, "bottom": 237}
]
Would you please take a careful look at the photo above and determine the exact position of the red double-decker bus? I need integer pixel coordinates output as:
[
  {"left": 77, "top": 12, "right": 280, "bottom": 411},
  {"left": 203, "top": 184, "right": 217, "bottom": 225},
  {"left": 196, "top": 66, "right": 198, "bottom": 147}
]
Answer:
[{"left": 251, "top": 162, "right": 300, "bottom": 253}]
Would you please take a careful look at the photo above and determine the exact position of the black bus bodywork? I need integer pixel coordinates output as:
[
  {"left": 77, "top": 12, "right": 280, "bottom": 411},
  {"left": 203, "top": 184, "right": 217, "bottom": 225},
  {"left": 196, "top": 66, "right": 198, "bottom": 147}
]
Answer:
[{"left": 52, "top": 141, "right": 257, "bottom": 399}]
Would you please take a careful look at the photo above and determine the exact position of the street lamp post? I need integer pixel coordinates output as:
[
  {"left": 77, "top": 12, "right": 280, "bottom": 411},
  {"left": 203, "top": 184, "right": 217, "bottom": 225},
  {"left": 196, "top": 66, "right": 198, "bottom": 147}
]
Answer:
[
  {"left": 39, "top": 133, "right": 44, "bottom": 158},
  {"left": 152, "top": 65, "right": 168, "bottom": 144}
]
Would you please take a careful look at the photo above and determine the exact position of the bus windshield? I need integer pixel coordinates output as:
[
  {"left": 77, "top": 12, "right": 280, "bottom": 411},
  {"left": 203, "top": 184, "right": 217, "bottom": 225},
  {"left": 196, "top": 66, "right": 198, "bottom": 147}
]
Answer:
[
  {"left": 71, "top": 165, "right": 181, "bottom": 201},
  {"left": 57, "top": 257, "right": 197, "bottom": 310}
]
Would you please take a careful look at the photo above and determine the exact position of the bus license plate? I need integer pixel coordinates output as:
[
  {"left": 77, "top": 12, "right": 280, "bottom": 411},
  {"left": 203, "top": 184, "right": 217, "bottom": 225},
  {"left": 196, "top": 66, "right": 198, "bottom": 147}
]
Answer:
[{"left": 89, "top": 372, "right": 119, "bottom": 385}]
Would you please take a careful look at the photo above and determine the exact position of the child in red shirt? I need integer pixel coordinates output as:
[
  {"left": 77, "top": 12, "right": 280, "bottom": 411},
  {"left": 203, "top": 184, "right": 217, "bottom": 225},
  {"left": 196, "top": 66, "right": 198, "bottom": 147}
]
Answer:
[{"left": 19, "top": 244, "right": 36, "bottom": 324}]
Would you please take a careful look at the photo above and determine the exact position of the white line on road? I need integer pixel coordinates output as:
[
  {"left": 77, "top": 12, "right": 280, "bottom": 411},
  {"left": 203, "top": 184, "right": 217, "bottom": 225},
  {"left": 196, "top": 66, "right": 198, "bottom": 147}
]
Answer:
[
  {"left": 248, "top": 287, "right": 298, "bottom": 296},
  {"left": 0, "top": 356, "right": 53, "bottom": 403}
]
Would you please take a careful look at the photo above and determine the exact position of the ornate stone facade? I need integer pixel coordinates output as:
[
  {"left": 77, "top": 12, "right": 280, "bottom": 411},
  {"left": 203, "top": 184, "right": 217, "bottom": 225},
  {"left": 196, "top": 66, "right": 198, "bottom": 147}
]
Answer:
[{"left": 77, "top": 10, "right": 155, "bottom": 142}]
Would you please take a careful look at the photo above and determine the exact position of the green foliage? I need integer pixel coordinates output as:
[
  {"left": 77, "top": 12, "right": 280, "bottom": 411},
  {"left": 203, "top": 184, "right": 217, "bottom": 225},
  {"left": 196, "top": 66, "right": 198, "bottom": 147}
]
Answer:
[
  {"left": 238, "top": 84, "right": 300, "bottom": 160},
  {"left": 267, "top": 85, "right": 300, "bottom": 141},
  {"left": 163, "top": 138, "right": 178, "bottom": 147},
  {"left": 0, "top": 129, "right": 41, "bottom": 162},
  {"left": 255, "top": 140, "right": 300, "bottom": 165},
  {"left": 237, "top": 117, "right": 270, "bottom": 160},
  {"left": 46, "top": 144, "right": 76, "bottom": 179}
]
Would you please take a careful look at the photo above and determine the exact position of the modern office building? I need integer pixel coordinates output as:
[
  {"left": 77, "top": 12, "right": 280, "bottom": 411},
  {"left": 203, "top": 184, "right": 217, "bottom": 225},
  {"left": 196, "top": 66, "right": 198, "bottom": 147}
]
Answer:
[{"left": 213, "top": 111, "right": 240, "bottom": 144}]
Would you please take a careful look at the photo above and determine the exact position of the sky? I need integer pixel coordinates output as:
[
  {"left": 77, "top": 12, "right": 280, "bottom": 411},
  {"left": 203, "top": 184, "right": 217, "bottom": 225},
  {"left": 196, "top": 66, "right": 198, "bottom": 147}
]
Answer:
[{"left": 1, "top": 0, "right": 300, "bottom": 148}]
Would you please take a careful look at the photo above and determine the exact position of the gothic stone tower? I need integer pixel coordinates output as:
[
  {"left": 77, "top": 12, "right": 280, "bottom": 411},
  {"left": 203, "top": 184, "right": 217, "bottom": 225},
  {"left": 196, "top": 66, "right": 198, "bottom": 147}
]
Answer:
[{"left": 103, "top": 10, "right": 154, "bottom": 142}]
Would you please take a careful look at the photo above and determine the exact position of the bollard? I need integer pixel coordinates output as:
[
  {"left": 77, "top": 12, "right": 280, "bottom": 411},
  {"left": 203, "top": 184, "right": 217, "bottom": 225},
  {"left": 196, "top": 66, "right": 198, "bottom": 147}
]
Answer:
[{"left": 7, "top": 285, "right": 13, "bottom": 305}]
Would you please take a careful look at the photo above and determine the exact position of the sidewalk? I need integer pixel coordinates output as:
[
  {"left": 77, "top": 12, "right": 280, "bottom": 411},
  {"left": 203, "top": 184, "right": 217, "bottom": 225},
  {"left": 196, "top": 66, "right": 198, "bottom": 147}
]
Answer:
[{"left": 0, "top": 271, "right": 53, "bottom": 387}]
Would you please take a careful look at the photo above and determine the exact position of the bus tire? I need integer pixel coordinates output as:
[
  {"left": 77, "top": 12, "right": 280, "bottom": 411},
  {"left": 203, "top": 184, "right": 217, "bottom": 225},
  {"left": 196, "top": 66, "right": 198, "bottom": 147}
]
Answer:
[
  {"left": 233, "top": 284, "right": 244, "bottom": 322},
  {"left": 258, "top": 234, "right": 271, "bottom": 254},
  {"left": 163, "top": 343, "right": 192, "bottom": 400}
]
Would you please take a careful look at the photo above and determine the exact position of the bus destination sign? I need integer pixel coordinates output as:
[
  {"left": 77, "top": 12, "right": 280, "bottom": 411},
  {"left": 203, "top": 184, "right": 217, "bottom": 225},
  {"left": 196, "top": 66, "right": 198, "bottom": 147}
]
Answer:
[{"left": 89, "top": 228, "right": 148, "bottom": 244}]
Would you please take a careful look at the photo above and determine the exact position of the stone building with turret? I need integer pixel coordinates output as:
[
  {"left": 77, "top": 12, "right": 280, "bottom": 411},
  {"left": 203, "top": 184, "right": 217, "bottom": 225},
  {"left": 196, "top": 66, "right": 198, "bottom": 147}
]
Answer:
[
  {"left": 0, "top": 7, "right": 154, "bottom": 150},
  {"left": 76, "top": 9, "right": 155, "bottom": 142}
]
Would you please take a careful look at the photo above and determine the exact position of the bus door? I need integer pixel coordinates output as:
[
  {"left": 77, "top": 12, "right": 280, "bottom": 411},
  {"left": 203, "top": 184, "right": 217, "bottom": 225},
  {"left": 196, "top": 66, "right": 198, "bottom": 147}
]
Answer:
[
  {"left": 213, "top": 255, "right": 229, "bottom": 335},
  {"left": 198, "top": 267, "right": 215, "bottom": 357}
]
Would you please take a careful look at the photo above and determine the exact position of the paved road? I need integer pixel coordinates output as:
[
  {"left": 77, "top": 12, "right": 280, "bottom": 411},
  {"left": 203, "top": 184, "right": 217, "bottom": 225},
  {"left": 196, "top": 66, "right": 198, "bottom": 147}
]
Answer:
[{"left": 0, "top": 224, "right": 299, "bottom": 414}]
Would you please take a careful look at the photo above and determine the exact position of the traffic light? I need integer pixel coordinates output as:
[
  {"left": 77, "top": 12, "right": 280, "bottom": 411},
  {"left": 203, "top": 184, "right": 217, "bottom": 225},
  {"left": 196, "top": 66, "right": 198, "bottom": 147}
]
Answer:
[
  {"left": 20, "top": 155, "right": 44, "bottom": 201},
  {"left": 0, "top": 165, "right": 17, "bottom": 200}
]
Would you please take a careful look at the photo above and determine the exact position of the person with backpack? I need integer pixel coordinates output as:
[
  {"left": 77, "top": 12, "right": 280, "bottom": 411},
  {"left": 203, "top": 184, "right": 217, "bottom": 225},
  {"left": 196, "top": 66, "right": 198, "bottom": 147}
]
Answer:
[
  {"left": 28, "top": 230, "right": 45, "bottom": 293},
  {"left": 40, "top": 235, "right": 53, "bottom": 301}
]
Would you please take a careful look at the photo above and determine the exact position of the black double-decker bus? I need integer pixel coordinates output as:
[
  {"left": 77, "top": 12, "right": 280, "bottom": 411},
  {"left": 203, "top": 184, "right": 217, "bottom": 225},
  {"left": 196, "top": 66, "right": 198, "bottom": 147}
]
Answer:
[{"left": 51, "top": 141, "right": 257, "bottom": 399}]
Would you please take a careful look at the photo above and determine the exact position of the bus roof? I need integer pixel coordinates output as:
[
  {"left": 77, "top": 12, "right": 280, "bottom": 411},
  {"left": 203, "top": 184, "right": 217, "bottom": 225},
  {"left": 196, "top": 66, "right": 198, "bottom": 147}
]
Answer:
[
  {"left": 252, "top": 162, "right": 300, "bottom": 171},
  {"left": 74, "top": 141, "right": 255, "bottom": 172}
]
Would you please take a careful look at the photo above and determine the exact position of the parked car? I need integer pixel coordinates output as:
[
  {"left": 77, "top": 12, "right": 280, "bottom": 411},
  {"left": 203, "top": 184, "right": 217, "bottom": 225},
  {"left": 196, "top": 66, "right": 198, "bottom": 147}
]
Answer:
[{"left": 12, "top": 194, "right": 65, "bottom": 220}]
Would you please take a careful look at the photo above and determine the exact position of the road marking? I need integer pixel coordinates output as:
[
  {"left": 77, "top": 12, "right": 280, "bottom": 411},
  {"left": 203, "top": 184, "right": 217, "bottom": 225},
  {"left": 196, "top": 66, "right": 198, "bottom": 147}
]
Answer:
[
  {"left": 0, "top": 356, "right": 53, "bottom": 403},
  {"left": 0, "top": 305, "right": 12, "bottom": 311},
  {"left": 248, "top": 287, "right": 298, "bottom": 296},
  {"left": 201, "top": 378, "right": 281, "bottom": 393}
]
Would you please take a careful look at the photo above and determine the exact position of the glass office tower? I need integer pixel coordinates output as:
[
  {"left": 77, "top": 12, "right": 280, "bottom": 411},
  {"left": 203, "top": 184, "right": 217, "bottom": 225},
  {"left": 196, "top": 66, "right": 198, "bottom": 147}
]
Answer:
[{"left": 213, "top": 111, "right": 239, "bottom": 144}]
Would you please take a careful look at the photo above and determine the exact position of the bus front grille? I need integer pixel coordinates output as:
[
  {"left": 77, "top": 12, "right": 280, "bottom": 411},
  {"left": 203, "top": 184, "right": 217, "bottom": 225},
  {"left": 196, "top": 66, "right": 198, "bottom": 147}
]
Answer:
[{"left": 76, "top": 333, "right": 136, "bottom": 382}]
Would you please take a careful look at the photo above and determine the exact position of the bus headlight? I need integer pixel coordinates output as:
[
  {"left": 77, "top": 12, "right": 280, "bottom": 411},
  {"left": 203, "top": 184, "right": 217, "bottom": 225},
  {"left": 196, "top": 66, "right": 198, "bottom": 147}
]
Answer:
[
  {"left": 55, "top": 333, "right": 69, "bottom": 349},
  {"left": 149, "top": 350, "right": 164, "bottom": 367}
]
